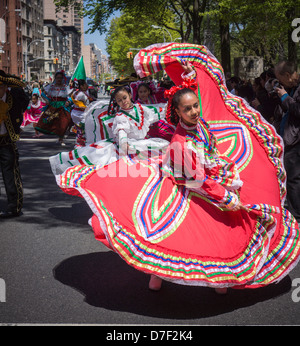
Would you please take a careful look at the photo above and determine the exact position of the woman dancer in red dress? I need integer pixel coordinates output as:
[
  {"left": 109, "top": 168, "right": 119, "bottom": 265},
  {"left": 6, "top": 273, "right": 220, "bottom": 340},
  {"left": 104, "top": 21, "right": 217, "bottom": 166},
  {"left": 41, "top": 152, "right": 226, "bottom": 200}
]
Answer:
[
  {"left": 36, "top": 71, "right": 72, "bottom": 145},
  {"left": 55, "top": 43, "right": 300, "bottom": 294}
]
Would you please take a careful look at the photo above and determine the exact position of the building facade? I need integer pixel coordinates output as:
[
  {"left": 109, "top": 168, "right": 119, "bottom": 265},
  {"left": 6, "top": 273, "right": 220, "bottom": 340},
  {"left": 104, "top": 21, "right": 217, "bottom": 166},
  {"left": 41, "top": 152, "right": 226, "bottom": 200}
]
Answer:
[
  {"left": 21, "top": 0, "right": 45, "bottom": 81},
  {"left": 43, "top": 0, "right": 83, "bottom": 80},
  {"left": 43, "top": 19, "right": 68, "bottom": 81},
  {"left": 54, "top": 2, "right": 84, "bottom": 51},
  {"left": 61, "top": 25, "right": 81, "bottom": 76},
  {"left": 43, "top": 0, "right": 83, "bottom": 56},
  {"left": 1, "top": 0, "right": 111, "bottom": 83},
  {"left": 82, "top": 43, "right": 94, "bottom": 78},
  {"left": 89, "top": 43, "right": 113, "bottom": 82},
  {"left": 0, "top": 0, "right": 22, "bottom": 75}
]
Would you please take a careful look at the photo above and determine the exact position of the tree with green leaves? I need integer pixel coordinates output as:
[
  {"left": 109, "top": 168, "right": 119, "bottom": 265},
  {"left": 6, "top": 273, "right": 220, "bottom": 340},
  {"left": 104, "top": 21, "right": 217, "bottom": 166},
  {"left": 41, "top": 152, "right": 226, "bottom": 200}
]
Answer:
[
  {"left": 55, "top": 0, "right": 300, "bottom": 73},
  {"left": 54, "top": 0, "right": 209, "bottom": 43},
  {"left": 105, "top": 10, "right": 179, "bottom": 76},
  {"left": 216, "top": 0, "right": 300, "bottom": 67}
]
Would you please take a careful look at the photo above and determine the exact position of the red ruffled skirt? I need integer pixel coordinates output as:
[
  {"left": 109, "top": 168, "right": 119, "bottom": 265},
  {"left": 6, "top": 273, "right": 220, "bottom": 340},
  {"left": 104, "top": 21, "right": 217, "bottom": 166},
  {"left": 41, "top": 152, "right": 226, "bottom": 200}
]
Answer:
[{"left": 55, "top": 42, "right": 300, "bottom": 289}]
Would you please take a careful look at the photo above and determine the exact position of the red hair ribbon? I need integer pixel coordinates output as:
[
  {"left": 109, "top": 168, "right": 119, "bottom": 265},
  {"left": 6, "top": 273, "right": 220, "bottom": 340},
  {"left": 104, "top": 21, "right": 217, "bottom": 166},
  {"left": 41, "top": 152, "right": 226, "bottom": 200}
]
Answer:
[
  {"left": 164, "top": 79, "right": 198, "bottom": 125},
  {"left": 164, "top": 79, "right": 197, "bottom": 101}
]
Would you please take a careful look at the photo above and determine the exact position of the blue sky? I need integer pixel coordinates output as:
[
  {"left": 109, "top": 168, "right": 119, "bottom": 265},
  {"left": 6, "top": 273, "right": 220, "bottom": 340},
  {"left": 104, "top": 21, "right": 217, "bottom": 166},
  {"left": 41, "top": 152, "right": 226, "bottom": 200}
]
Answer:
[
  {"left": 83, "top": 18, "right": 108, "bottom": 55},
  {"left": 83, "top": 11, "right": 120, "bottom": 56}
]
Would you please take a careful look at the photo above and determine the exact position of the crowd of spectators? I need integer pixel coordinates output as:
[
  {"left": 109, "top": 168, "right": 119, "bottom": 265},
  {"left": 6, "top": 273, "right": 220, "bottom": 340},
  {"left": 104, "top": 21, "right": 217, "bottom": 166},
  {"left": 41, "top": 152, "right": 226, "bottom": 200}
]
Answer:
[
  {"left": 225, "top": 68, "right": 281, "bottom": 125},
  {"left": 226, "top": 62, "right": 300, "bottom": 224}
]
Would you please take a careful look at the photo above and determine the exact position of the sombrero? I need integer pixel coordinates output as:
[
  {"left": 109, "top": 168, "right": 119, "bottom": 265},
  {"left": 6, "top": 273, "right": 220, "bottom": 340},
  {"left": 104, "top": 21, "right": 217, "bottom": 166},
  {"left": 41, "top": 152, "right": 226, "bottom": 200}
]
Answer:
[{"left": 0, "top": 70, "right": 25, "bottom": 88}]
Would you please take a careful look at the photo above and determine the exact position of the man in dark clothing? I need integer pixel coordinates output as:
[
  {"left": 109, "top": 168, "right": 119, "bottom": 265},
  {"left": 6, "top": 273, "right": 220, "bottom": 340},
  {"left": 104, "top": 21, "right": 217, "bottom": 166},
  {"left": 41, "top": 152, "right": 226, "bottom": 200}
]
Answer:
[
  {"left": 274, "top": 61, "right": 300, "bottom": 224},
  {"left": 0, "top": 70, "right": 29, "bottom": 218}
]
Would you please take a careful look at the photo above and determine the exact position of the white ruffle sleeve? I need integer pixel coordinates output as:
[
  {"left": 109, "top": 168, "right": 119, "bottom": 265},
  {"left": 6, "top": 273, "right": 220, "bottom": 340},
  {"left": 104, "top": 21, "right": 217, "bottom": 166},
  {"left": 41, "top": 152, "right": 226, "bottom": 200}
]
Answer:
[{"left": 142, "top": 103, "right": 167, "bottom": 124}]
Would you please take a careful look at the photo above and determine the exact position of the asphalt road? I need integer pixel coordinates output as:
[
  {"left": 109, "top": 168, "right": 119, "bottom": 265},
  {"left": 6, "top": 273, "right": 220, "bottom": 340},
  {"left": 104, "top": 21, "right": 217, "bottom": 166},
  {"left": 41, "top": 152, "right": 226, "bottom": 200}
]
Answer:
[{"left": 1, "top": 98, "right": 300, "bottom": 327}]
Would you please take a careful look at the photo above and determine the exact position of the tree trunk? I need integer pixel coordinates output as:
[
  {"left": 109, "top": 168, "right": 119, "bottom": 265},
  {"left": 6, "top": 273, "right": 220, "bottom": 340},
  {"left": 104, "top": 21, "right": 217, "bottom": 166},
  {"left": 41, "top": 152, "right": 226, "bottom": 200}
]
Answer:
[
  {"left": 191, "top": 0, "right": 207, "bottom": 44},
  {"left": 220, "top": 21, "right": 231, "bottom": 75},
  {"left": 287, "top": 8, "right": 298, "bottom": 65},
  {"left": 288, "top": 34, "right": 297, "bottom": 65},
  {"left": 192, "top": 0, "right": 201, "bottom": 44}
]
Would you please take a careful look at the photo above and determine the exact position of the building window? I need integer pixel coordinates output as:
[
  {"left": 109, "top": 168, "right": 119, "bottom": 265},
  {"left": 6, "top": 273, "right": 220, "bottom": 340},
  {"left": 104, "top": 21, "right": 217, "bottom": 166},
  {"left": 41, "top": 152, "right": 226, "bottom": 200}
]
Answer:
[{"left": 48, "top": 39, "right": 51, "bottom": 48}]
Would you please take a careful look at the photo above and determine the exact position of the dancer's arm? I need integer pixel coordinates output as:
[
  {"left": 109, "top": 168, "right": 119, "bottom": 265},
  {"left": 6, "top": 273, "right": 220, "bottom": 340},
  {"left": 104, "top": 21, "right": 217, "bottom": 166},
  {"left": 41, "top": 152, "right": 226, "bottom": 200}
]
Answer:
[{"left": 169, "top": 134, "right": 246, "bottom": 211}]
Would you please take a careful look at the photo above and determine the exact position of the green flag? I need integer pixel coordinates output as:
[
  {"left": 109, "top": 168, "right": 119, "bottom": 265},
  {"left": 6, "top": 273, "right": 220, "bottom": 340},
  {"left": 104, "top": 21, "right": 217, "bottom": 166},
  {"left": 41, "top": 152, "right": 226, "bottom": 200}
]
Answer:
[{"left": 72, "top": 56, "right": 86, "bottom": 81}]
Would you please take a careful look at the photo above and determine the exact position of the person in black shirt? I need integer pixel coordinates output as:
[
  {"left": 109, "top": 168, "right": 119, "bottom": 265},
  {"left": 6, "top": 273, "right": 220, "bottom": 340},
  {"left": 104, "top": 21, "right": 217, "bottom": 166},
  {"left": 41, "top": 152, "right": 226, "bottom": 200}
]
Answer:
[
  {"left": 0, "top": 70, "right": 29, "bottom": 218},
  {"left": 274, "top": 61, "right": 300, "bottom": 224}
]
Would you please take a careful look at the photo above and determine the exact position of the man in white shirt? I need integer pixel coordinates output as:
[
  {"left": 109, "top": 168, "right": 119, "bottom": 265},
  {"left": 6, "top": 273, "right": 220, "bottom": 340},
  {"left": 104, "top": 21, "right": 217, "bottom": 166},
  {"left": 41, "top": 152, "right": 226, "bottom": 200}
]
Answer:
[{"left": 0, "top": 70, "right": 29, "bottom": 218}]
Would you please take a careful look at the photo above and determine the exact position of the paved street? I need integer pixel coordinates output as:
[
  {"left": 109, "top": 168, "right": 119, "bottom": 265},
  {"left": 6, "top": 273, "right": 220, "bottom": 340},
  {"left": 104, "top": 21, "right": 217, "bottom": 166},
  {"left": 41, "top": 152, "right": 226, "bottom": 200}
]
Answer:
[{"left": 1, "top": 98, "right": 300, "bottom": 326}]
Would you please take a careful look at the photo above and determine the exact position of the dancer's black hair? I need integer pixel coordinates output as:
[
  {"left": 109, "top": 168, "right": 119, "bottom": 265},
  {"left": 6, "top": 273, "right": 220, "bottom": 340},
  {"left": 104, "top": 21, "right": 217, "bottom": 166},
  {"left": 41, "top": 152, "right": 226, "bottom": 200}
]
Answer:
[
  {"left": 107, "top": 85, "right": 132, "bottom": 116},
  {"left": 135, "top": 82, "right": 153, "bottom": 101},
  {"left": 72, "top": 79, "right": 86, "bottom": 89},
  {"left": 166, "top": 88, "right": 197, "bottom": 125},
  {"left": 77, "top": 79, "right": 87, "bottom": 88}
]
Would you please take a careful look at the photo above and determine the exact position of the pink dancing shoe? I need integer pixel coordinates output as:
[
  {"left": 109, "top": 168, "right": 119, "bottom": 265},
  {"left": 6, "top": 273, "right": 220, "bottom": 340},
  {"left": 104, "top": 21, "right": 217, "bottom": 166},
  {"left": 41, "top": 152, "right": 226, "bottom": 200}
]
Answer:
[
  {"left": 149, "top": 275, "right": 163, "bottom": 291},
  {"left": 215, "top": 287, "right": 228, "bottom": 295}
]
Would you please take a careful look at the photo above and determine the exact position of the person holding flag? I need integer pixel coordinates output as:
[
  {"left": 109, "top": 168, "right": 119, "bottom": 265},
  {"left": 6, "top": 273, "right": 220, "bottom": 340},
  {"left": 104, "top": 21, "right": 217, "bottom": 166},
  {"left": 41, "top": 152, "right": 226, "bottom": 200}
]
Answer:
[
  {"left": 70, "top": 79, "right": 95, "bottom": 147},
  {"left": 68, "top": 56, "right": 96, "bottom": 147}
]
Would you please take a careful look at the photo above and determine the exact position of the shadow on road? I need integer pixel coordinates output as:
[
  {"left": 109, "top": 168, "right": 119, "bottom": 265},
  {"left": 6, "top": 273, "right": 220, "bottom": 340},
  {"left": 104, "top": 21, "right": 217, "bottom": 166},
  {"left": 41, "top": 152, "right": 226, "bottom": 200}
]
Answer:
[
  {"left": 14, "top": 127, "right": 293, "bottom": 320},
  {"left": 0, "top": 131, "right": 93, "bottom": 228},
  {"left": 48, "top": 202, "right": 92, "bottom": 226},
  {"left": 53, "top": 251, "right": 292, "bottom": 320}
]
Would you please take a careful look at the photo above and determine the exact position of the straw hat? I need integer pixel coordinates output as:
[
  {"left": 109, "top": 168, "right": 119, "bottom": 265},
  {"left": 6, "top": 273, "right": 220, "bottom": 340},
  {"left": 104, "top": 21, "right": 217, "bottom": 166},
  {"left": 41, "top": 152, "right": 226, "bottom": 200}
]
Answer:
[{"left": 0, "top": 70, "right": 25, "bottom": 88}]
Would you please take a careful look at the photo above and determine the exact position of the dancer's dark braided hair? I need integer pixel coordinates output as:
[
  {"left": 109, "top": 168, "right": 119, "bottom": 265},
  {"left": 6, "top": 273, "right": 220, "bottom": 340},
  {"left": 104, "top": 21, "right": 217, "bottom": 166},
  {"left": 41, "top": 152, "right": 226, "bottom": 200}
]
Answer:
[
  {"left": 107, "top": 85, "right": 132, "bottom": 116},
  {"left": 164, "top": 79, "right": 198, "bottom": 125}
]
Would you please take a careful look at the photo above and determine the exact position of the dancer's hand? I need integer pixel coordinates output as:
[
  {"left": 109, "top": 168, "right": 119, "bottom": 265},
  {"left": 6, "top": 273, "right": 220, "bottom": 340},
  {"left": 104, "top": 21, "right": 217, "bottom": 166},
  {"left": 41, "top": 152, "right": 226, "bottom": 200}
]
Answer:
[
  {"left": 232, "top": 202, "right": 248, "bottom": 212},
  {"left": 181, "top": 60, "right": 194, "bottom": 74},
  {"left": 120, "top": 143, "right": 129, "bottom": 156}
]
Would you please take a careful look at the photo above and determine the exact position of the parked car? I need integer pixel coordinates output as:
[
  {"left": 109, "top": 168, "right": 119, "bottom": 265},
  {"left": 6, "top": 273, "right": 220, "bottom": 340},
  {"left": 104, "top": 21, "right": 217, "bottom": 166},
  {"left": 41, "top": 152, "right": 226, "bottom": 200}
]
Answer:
[{"left": 86, "top": 78, "right": 98, "bottom": 99}]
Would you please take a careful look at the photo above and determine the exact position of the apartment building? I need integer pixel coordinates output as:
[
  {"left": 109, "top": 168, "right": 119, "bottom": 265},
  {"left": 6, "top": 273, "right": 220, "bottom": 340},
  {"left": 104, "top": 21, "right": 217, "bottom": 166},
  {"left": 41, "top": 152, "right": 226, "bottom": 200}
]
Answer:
[
  {"left": 43, "top": 0, "right": 83, "bottom": 79},
  {"left": 61, "top": 25, "right": 81, "bottom": 75},
  {"left": 89, "top": 43, "right": 111, "bottom": 82},
  {"left": 82, "top": 43, "right": 94, "bottom": 78},
  {"left": 21, "top": 0, "right": 45, "bottom": 80},
  {"left": 0, "top": 0, "right": 22, "bottom": 75},
  {"left": 43, "top": 19, "right": 68, "bottom": 81},
  {"left": 54, "top": 2, "right": 84, "bottom": 50},
  {"left": 43, "top": 0, "right": 83, "bottom": 56},
  {"left": 1, "top": 0, "right": 110, "bottom": 82}
]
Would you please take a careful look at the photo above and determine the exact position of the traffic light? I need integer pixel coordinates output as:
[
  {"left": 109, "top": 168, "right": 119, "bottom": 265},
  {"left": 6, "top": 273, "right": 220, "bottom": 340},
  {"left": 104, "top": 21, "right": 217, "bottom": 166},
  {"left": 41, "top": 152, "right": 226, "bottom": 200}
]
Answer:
[
  {"left": 127, "top": 51, "right": 133, "bottom": 59},
  {"left": 53, "top": 58, "right": 58, "bottom": 64}
]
